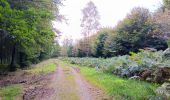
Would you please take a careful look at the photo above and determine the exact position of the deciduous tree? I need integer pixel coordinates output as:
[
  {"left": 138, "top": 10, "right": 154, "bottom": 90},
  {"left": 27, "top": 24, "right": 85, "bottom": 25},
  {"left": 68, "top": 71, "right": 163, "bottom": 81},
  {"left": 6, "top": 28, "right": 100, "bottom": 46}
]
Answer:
[{"left": 81, "top": 1, "right": 100, "bottom": 56}]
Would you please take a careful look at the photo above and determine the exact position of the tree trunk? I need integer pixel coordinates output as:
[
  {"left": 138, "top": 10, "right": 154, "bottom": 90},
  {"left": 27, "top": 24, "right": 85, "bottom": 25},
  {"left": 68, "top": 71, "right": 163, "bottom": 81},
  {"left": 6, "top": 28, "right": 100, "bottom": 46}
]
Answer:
[{"left": 10, "top": 44, "right": 16, "bottom": 71}]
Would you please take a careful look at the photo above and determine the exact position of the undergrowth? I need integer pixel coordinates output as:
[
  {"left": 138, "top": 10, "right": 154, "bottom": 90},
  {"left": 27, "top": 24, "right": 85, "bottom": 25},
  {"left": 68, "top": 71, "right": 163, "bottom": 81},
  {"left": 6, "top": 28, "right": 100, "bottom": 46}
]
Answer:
[{"left": 0, "top": 85, "right": 22, "bottom": 100}]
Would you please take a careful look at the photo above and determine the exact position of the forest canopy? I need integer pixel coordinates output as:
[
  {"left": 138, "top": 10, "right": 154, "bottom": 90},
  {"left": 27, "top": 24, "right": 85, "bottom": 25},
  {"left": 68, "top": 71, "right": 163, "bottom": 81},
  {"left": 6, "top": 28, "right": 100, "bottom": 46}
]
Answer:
[
  {"left": 61, "top": 2, "right": 169, "bottom": 58},
  {"left": 0, "top": 0, "right": 61, "bottom": 71}
]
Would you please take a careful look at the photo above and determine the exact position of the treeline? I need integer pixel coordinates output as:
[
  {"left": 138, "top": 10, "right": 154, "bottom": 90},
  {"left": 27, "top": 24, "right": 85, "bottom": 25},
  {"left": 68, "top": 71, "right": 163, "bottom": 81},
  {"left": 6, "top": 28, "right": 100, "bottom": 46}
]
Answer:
[
  {"left": 63, "top": 1, "right": 170, "bottom": 57},
  {"left": 0, "top": 0, "right": 61, "bottom": 71}
]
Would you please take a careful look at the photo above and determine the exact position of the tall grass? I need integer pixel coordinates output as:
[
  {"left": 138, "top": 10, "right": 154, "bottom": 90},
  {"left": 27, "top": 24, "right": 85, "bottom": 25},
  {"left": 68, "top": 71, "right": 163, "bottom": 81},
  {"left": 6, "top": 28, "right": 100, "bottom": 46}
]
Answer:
[
  {"left": 26, "top": 59, "right": 57, "bottom": 75},
  {"left": 81, "top": 67, "right": 158, "bottom": 100}
]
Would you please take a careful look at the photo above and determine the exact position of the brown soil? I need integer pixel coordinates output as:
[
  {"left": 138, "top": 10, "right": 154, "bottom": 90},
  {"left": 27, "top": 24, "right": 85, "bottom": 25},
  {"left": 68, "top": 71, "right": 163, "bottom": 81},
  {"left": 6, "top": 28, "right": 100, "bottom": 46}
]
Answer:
[
  {"left": 0, "top": 71, "right": 30, "bottom": 87},
  {"left": 23, "top": 73, "right": 55, "bottom": 100},
  {"left": 48, "top": 65, "right": 110, "bottom": 100},
  {"left": 72, "top": 67, "right": 109, "bottom": 100}
]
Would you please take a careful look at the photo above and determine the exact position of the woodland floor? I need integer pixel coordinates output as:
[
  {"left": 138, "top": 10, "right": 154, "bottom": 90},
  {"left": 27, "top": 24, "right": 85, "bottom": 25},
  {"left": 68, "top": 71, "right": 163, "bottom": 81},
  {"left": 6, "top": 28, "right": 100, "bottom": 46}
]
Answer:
[{"left": 0, "top": 60, "right": 110, "bottom": 100}]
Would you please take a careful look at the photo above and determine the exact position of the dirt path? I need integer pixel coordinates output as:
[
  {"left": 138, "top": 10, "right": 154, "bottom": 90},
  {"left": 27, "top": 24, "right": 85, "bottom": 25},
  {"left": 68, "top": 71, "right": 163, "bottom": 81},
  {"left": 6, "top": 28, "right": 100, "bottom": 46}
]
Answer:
[
  {"left": 0, "top": 62, "right": 110, "bottom": 100},
  {"left": 48, "top": 64, "right": 110, "bottom": 100}
]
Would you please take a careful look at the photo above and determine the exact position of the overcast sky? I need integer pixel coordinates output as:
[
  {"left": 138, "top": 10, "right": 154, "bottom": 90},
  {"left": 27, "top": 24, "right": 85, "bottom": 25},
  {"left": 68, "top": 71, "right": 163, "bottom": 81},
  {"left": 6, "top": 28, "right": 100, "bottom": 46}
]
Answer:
[{"left": 53, "top": 0, "right": 163, "bottom": 44}]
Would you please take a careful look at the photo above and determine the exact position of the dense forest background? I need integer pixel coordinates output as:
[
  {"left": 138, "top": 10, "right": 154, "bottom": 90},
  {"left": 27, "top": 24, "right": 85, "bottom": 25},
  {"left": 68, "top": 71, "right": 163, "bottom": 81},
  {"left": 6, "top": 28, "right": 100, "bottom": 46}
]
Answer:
[
  {"left": 61, "top": 0, "right": 170, "bottom": 58},
  {"left": 0, "top": 0, "right": 61, "bottom": 71},
  {"left": 0, "top": 0, "right": 170, "bottom": 71}
]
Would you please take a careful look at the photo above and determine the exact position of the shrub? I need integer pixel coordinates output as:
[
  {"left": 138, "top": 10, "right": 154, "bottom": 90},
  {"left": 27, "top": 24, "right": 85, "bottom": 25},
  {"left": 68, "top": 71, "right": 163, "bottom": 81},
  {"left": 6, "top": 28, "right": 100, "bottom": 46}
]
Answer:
[{"left": 60, "top": 49, "right": 170, "bottom": 77}]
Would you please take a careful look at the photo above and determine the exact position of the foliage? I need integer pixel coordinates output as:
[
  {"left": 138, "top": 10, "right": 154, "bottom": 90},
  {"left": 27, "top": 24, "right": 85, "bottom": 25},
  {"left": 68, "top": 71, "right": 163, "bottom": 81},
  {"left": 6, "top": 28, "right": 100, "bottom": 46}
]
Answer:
[
  {"left": 51, "top": 43, "right": 61, "bottom": 57},
  {"left": 0, "top": 0, "right": 61, "bottom": 70},
  {"left": 67, "top": 46, "right": 74, "bottom": 57},
  {"left": 59, "top": 55, "right": 130, "bottom": 73},
  {"left": 60, "top": 49, "right": 170, "bottom": 73},
  {"left": 0, "top": 85, "right": 22, "bottom": 100},
  {"left": 103, "top": 31, "right": 120, "bottom": 57},
  {"left": 60, "top": 38, "right": 73, "bottom": 57},
  {"left": 154, "top": 1, "right": 170, "bottom": 46},
  {"left": 81, "top": 1, "right": 100, "bottom": 36},
  {"left": 93, "top": 30, "right": 109, "bottom": 57},
  {"left": 168, "top": 39, "right": 170, "bottom": 47},
  {"left": 80, "top": 1, "right": 100, "bottom": 56},
  {"left": 129, "top": 50, "right": 170, "bottom": 68},
  {"left": 73, "top": 7, "right": 168, "bottom": 58},
  {"left": 163, "top": 0, "right": 170, "bottom": 10},
  {"left": 103, "top": 7, "right": 168, "bottom": 56}
]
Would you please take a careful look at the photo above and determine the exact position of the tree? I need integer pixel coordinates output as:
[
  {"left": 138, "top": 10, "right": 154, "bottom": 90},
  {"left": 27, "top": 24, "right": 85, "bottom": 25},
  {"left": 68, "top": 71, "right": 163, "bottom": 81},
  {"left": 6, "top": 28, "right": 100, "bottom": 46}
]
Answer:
[
  {"left": 76, "top": 39, "right": 88, "bottom": 57},
  {"left": 103, "top": 7, "right": 168, "bottom": 57},
  {"left": 92, "top": 28, "right": 113, "bottom": 57},
  {"left": 60, "top": 38, "right": 73, "bottom": 57},
  {"left": 67, "top": 46, "right": 74, "bottom": 57},
  {"left": 103, "top": 31, "right": 118, "bottom": 57},
  {"left": 163, "top": 0, "right": 170, "bottom": 10},
  {"left": 0, "top": 0, "right": 62, "bottom": 71},
  {"left": 153, "top": 1, "right": 170, "bottom": 47},
  {"left": 81, "top": 1, "right": 100, "bottom": 56},
  {"left": 163, "top": 0, "right": 170, "bottom": 43}
]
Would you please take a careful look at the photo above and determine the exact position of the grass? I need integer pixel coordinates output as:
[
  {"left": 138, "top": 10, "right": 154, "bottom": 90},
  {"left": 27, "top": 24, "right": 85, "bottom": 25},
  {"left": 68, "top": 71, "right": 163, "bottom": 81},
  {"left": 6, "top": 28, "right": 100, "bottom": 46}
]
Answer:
[
  {"left": 0, "top": 59, "right": 57, "bottom": 100},
  {"left": 26, "top": 59, "right": 57, "bottom": 75},
  {"left": 0, "top": 85, "right": 22, "bottom": 100},
  {"left": 61, "top": 61, "right": 159, "bottom": 100}
]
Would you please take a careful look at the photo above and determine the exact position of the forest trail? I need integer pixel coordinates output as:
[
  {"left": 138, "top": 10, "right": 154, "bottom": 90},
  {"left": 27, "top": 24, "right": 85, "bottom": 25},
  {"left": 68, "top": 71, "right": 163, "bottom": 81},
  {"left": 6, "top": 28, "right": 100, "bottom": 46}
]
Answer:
[
  {"left": 0, "top": 60, "right": 110, "bottom": 100},
  {"left": 48, "top": 64, "right": 110, "bottom": 100}
]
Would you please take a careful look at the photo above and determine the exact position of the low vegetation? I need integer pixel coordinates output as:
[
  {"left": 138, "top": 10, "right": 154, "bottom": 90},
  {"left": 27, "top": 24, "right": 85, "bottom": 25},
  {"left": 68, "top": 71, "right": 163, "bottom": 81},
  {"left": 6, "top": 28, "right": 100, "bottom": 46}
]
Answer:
[
  {"left": 60, "top": 55, "right": 129, "bottom": 72},
  {"left": 0, "top": 85, "right": 22, "bottom": 100},
  {"left": 26, "top": 59, "right": 57, "bottom": 75},
  {"left": 61, "top": 61, "right": 158, "bottom": 100},
  {"left": 60, "top": 49, "right": 170, "bottom": 70},
  {"left": 59, "top": 48, "right": 170, "bottom": 83}
]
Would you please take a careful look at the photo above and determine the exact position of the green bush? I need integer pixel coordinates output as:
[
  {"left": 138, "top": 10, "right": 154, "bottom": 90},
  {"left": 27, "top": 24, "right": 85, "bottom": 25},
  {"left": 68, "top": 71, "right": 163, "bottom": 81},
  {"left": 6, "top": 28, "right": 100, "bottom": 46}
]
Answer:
[
  {"left": 129, "top": 49, "right": 170, "bottom": 68},
  {"left": 59, "top": 49, "right": 170, "bottom": 73}
]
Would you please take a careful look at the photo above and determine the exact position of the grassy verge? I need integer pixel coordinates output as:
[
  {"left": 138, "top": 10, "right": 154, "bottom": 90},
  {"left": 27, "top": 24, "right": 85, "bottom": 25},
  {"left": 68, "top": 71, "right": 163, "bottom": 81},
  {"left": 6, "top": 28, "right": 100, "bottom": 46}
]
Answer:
[
  {"left": 26, "top": 59, "right": 57, "bottom": 75},
  {"left": 61, "top": 61, "right": 159, "bottom": 100},
  {"left": 0, "top": 85, "right": 22, "bottom": 100}
]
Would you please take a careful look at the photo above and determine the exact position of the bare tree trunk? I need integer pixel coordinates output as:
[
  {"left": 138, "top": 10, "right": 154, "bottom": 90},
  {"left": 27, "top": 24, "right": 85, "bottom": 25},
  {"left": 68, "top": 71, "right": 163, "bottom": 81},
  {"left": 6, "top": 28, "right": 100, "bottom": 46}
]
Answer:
[
  {"left": 10, "top": 44, "right": 16, "bottom": 71},
  {"left": 0, "top": 57, "right": 2, "bottom": 64}
]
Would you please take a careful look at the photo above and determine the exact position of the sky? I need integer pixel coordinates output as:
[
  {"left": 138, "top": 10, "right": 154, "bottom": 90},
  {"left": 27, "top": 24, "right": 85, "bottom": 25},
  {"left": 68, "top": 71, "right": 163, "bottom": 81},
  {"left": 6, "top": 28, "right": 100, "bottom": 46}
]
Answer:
[{"left": 52, "top": 0, "right": 163, "bottom": 44}]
